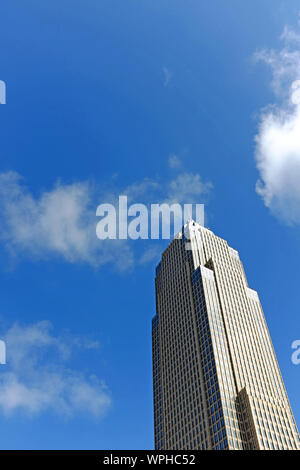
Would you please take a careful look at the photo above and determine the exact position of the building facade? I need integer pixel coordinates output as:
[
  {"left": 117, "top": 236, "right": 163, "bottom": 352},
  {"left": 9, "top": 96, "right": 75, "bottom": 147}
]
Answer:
[{"left": 152, "top": 221, "right": 300, "bottom": 450}]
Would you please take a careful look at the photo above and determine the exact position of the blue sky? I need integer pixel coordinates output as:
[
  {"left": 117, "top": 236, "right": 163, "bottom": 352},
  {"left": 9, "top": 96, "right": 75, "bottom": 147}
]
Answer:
[{"left": 0, "top": 0, "right": 300, "bottom": 449}]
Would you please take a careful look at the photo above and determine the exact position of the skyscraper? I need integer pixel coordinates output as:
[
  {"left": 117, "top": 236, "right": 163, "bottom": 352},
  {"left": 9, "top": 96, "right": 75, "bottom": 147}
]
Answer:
[{"left": 152, "top": 221, "right": 300, "bottom": 450}]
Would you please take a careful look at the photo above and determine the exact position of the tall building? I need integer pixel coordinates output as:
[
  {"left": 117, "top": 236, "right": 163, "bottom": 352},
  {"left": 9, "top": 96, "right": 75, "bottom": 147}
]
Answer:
[{"left": 152, "top": 221, "right": 300, "bottom": 450}]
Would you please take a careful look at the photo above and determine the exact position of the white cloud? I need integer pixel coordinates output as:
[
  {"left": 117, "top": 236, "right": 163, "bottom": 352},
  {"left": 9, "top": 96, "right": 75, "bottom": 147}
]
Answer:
[
  {"left": 254, "top": 17, "right": 300, "bottom": 224},
  {"left": 123, "top": 179, "right": 160, "bottom": 203},
  {"left": 168, "top": 154, "right": 182, "bottom": 169},
  {"left": 166, "top": 172, "right": 212, "bottom": 204},
  {"left": 118, "top": 171, "right": 212, "bottom": 213},
  {"left": 128, "top": 171, "right": 212, "bottom": 248},
  {"left": 0, "top": 172, "right": 134, "bottom": 269},
  {"left": 139, "top": 245, "right": 162, "bottom": 265},
  {"left": 0, "top": 321, "right": 111, "bottom": 417},
  {"left": 0, "top": 168, "right": 212, "bottom": 268},
  {"left": 163, "top": 67, "right": 172, "bottom": 87}
]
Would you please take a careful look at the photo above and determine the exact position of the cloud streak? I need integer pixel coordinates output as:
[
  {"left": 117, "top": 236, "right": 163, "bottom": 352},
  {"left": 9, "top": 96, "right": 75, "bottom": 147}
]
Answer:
[{"left": 163, "top": 67, "right": 172, "bottom": 87}]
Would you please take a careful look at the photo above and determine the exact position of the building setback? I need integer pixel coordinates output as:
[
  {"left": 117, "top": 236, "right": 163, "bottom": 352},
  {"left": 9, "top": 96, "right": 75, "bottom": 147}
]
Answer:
[{"left": 152, "top": 221, "right": 300, "bottom": 450}]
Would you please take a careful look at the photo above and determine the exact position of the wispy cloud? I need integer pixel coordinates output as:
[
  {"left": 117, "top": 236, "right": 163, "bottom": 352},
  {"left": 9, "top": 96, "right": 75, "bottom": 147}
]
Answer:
[
  {"left": 0, "top": 172, "right": 134, "bottom": 270},
  {"left": 254, "top": 15, "right": 300, "bottom": 224},
  {"left": 138, "top": 245, "right": 162, "bottom": 265},
  {"left": 131, "top": 171, "right": 212, "bottom": 262},
  {"left": 166, "top": 173, "right": 212, "bottom": 204},
  {"left": 0, "top": 321, "right": 111, "bottom": 417},
  {"left": 168, "top": 154, "right": 182, "bottom": 169},
  {"left": 163, "top": 66, "right": 172, "bottom": 87},
  {"left": 0, "top": 167, "right": 212, "bottom": 269},
  {"left": 122, "top": 171, "right": 212, "bottom": 206}
]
